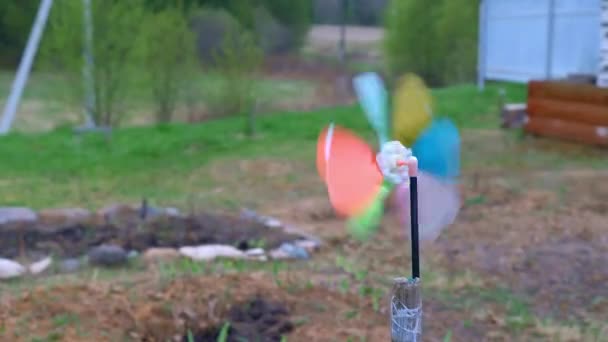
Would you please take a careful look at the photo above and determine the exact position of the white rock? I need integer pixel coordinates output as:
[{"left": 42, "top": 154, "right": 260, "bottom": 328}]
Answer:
[
  {"left": 269, "top": 248, "right": 291, "bottom": 260},
  {"left": 245, "top": 248, "right": 267, "bottom": 261},
  {"left": 263, "top": 218, "right": 282, "bottom": 228},
  {"left": 179, "top": 245, "right": 246, "bottom": 261},
  {"left": 29, "top": 256, "right": 52, "bottom": 275},
  {"left": 164, "top": 207, "right": 181, "bottom": 217},
  {"left": 294, "top": 239, "right": 320, "bottom": 252},
  {"left": 246, "top": 248, "right": 265, "bottom": 255},
  {"left": 0, "top": 258, "right": 26, "bottom": 279},
  {"left": 0, "top": 207, "right": 37, "bottom": 225}
]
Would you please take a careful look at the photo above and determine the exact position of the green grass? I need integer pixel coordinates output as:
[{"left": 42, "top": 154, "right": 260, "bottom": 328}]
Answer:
[{"left": 0, "top": 77, "right": 604, "bottom": 209}]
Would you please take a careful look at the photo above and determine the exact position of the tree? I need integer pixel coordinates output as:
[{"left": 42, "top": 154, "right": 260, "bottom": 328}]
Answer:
[
  {"left": 138, "top": 8, "right": 197, "bottom": 123},
  {"left": 40, "top": 0, "right": 146, "bottom": 127},
  {"left": 384, "top": 0, "right": 443, "bottom": 86}
]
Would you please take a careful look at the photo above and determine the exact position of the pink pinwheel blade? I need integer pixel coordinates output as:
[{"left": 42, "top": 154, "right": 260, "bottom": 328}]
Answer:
[{"left": 394, "top": 171, "right": 460, "bottom": 241}]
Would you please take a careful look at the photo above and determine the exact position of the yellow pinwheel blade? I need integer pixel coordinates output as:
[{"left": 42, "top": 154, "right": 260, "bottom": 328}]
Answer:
[{"left": 392, "top": 73, "right": 433, "bottom": 146}]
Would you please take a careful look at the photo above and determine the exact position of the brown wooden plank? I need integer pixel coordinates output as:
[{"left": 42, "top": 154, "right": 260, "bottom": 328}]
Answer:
[
  {"left": 524, "top": 116, "right": 608, "bottom": 147},
  {"left": 528, "top": 80, "right": 608, "bottom": 106},
  {"left": 527, "top": 98, "right": 608, "bottom": 126}
]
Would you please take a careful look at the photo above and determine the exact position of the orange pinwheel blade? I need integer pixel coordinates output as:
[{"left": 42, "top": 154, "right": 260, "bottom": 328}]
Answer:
[{"left": 319, "top": 125, "right": 383, "bottom": 217}]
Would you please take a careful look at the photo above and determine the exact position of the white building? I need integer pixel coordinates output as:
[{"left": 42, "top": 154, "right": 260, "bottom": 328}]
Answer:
[{"left": 478, "top": 0, "right": 607, "bottom": 88}]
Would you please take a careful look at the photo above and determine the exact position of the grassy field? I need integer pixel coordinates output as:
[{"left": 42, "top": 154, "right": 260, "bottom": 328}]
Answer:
[
  {"left": 0, "top": 79, "right": 533, "bottom": 209},
  {"left": 1, "top": 71, "right": 607, "bottom": 341}
]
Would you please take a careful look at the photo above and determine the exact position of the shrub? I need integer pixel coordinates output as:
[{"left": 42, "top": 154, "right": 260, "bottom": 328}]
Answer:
[
  {"left": 351, "top": 0, "right": 389, "bottom": 26},
  {"left": 435, "top": 0, "right": 479, "bottom": 84},
  {"left": 189, "top": 8, "right": 243, "bottom": 64},
  {"left": 204, "top": 26, "right": 263, "bottom": 126},
  {"left": 384, "top": 0, "right": 479, "bottom": 86},
  {"left": 252, "top": 6, "right": 293, "bottom": 54},
  {"left": 138, "top": 8, "right": 198, "bottom": 123},
  {"left": 384, "top": 0, "right": 443, "bottom": 86},
  {"left": 261, "top": 0, "right": 312, "bottom": 52},
  {"left": 40, "top": 0, "right": 146, "bottom": 127}
]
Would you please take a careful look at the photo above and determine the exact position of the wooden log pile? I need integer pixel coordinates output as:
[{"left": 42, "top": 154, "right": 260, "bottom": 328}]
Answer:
[{"left": 524, "top": 80, "right": 608, "bottom": 147}]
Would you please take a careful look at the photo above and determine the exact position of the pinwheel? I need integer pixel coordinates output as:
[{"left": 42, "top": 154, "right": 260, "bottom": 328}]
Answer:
[{"left": 315, "top": 71, "right": 461, "bottom": 341}]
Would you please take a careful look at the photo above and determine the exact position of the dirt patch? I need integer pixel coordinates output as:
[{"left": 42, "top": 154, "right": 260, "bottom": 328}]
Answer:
[
  {"left": 514, "top": 237, "right": 608, "bottom": 321},
  {"left": 0, "top": 212, "right": 303, "bottom": 260},
  {"left": 0, "top": 272, "right": 500, "bottom": 341},
  {"left": 431, "top": 170, "right": 608, "bottom": 323},
  {"left": 188, "top": 296, "right": 293, "bottom": 341}
]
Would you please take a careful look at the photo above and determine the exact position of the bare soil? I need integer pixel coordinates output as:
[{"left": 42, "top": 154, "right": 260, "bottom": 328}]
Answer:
[{"left": 0, "top": 212, "right": 302, "bottom": 260}]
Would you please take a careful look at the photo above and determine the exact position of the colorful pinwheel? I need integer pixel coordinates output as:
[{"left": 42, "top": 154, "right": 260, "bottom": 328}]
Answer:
[
  {"left": 316, "top": 71, "right": 461, "bottom": 242},
  {"left": 316, "top": 72, "right": 461, "bottom": 341}
]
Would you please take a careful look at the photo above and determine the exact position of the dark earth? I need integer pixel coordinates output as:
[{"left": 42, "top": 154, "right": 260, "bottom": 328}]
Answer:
[
  {"left": 186, "top": 296, "right": 294, "bottom": 342},
  {"left": 0, "top": 212, "right": 303, "bottom": 259}
]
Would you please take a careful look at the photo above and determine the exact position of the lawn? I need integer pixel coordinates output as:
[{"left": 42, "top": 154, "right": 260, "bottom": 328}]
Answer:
[
  {"left": 0, "top": 74, "right": 607, "bottom": 341},
  {"left": 0, "top": 76, "right": 531, "bottom": 209}
]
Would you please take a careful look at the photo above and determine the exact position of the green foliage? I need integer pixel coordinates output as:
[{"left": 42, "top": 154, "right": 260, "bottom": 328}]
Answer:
[
  {"left": 435, "top": 0, "right": 479, "bottom": 85},
  {"left": 204, "top": 26, "right": 263, "bottom": 123},
  {"left": 189, "top": 8, "right": 243, "bottom": 64},
  {"left": 40, "top": 0, "right": 146, "bottom": 127},
  {"left": 384, "top": 0, "right": 479, "bottom": 86},
  {"left": 384, "top": 0, "right": 443, "bottom": 85},
  {"left": 0, "top": 0, "right": 38, "bottom": 67},
  {"left": 138, "top": 8, "right": 198, "bottom": 123}
]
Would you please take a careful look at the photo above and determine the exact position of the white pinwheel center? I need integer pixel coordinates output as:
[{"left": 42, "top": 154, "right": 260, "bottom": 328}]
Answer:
[{"left": 376, "top": 141, "right": 412, "bottom": 185}]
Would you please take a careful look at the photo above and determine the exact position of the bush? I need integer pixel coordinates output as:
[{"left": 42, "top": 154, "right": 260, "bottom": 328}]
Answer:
[
  {"left": 260, "top": 0, "right": 312, "bottom": 51},
  {"left": 252, "top": 6, "right": 293, "bottom": 54},
  {"left": 351, "top": 0, "right": 388, "bottom": 26},
  {"left": 138, "top": 8, "right": 198, "bottom": 123},
  {"left": 0, "top": 1, "right": 38, "bottom": 67},
  {"left": 40, "top": 0, "right": 146, "bottom": 127},
  {"left": 384, "top": 0, "right": 479, "bottom": 86},
  {"left": 435, "top": 0, "right": 479, "bottom": 84},
  {"left": 384, "top": 0, "right": 443, "bottom": 86},
  {"left": 203, "top": 26, "right": 263, "bottom": 128},
  {"left": 189, "top": 8, "right": 243, "bottom": 64}
]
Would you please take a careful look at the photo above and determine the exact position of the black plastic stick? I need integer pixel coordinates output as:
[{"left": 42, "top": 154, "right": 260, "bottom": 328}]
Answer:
[{"left": 409, "top": 176, "right": 420, "bottom": 279}]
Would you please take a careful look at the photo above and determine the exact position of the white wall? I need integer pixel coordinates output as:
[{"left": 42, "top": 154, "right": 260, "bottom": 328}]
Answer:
[{"left": 480, "top": 0, "right": 601, "bottom": 84}]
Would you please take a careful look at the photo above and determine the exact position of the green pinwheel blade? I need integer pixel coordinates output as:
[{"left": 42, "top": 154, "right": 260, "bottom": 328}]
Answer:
[{"left": 348, "top": 181, "right": 394, "bottom": 241}]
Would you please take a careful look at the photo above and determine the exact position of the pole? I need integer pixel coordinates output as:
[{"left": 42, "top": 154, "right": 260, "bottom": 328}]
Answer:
[
  {"left": 477, "top": 0, "right": 487, "bottom": 91},
  {"left": 338, "top": 0, "right": 348, "bottom": 63},
  {"left": 545, "top": 0, "right": 555, "bottom": 80},
  {"left": 0, "top": 0, "right": 54, "bottom": 135},
  {"left": 82, "top": 0, "right": 96, "bottom": 127}
]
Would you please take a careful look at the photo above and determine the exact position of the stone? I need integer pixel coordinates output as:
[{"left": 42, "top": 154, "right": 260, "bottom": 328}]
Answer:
[
  {"left": 0, "top": 207, "right": 37, "bottom": 225},
  {"left": 245, "top": 248, "right": 267, "bottom": 261},
  {"left": 59, "top": 259, "right": 81, "bottom": 273},
  {"left": 88, "top": 244, "right": 128, "bottom": 267},
  {"left": 37, "top": 208, "right": 91, "bottom": 227},
  {"left": 97, "top": 203, "right": 138, "bottom": 223},
  {"left": 142, "top": 248, "right": 180, "bottom": 265},
  {"left": 270, "top": 242, "right": 310, "bottom": 260},
  {"left": 294, "top": 239, "right": 320, "bottom": 253},
  {"left": 263, "top": 217, "right": 282, "bottom": 228},
  {"left": 0, "top": 258, "right": 26, "bottom": 279},
  {"left": 29, "top": 256, "right": 52, "bottom": 275},
  {"left": 179, "top": 245, "right": 246, "bottom": 261}
]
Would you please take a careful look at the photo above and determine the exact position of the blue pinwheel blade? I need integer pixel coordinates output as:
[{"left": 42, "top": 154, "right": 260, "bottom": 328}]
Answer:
[
  {"left": 412, "top": 118, "right": 460, "bottom": 179},
  {"left": 352, "top": 72, "right": 389, "bottom": 146}
]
